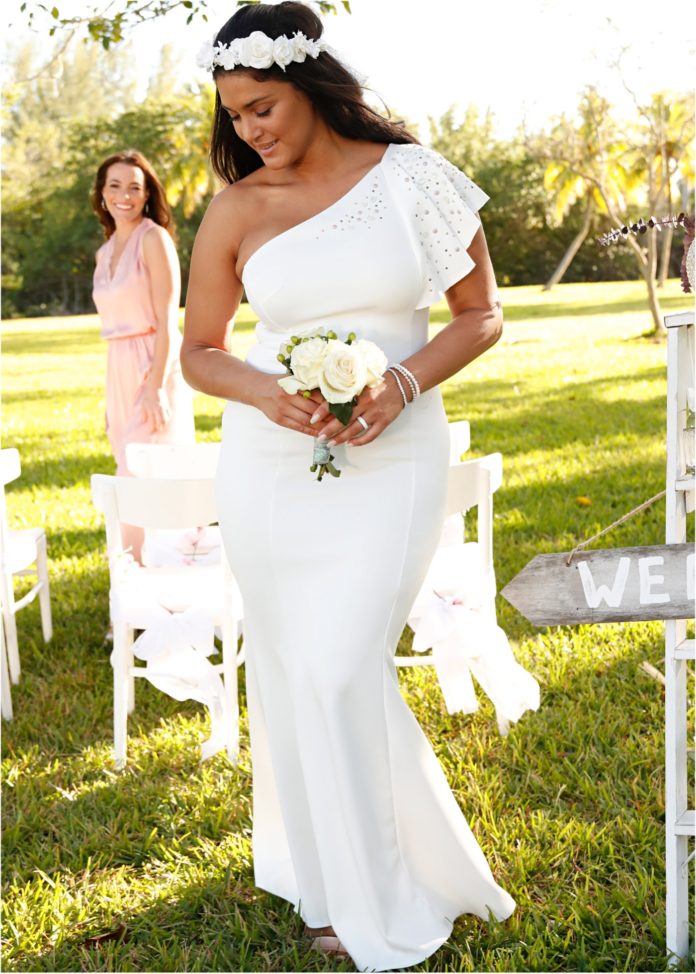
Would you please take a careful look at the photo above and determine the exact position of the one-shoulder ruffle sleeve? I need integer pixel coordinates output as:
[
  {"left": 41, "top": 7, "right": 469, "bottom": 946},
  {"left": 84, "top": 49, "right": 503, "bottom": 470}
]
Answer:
[{"left": 386, "top": 144, "right": 489, "bottom": 309}]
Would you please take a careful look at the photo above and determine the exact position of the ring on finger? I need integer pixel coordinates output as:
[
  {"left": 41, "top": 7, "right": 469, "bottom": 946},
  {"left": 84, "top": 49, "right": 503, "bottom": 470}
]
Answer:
[{"left": 356, "top": 415, "right": 370, "bottom": 433}]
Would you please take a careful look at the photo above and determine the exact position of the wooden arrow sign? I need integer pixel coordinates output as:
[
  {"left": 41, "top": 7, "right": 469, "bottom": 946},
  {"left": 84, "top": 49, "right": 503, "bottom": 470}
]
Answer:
[{"left": 502, "top": 543, "right": 694, "bottom": 626}]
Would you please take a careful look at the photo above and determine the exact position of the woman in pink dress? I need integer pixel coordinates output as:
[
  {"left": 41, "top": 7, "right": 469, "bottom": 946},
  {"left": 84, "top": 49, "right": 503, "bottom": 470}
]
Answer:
[{"left": 92, "top": 149, "right": 195, "bottom": 560}]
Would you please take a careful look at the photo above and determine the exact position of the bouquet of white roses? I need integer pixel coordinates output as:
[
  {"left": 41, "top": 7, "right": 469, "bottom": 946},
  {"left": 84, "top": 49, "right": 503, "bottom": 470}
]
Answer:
[{"left": 277, "top": 329, "right": 388, "bottom": 481}]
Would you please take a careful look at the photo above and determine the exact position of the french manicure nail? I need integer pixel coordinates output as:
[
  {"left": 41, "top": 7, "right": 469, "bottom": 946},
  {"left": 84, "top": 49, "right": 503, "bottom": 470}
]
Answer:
[
  {"left": 310, "top": 412, "right": 319, "bottom": 424},
  {"left": 328, "top": 440, "right": 336, "bottom": 448},
  {"left": 317, "top": 433, "right": 327, "bottom": 442}
]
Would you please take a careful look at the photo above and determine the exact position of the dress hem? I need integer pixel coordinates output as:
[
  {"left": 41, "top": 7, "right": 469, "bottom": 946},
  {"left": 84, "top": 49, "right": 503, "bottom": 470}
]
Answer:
[{"left": 253, "top": 876, "right": 515, "bottom": 973}]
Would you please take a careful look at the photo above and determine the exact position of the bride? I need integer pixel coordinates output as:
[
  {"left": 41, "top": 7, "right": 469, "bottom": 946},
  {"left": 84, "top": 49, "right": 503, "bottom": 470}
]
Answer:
[{"left": 182, "top": 2, "right": 516, "bottom": 969}]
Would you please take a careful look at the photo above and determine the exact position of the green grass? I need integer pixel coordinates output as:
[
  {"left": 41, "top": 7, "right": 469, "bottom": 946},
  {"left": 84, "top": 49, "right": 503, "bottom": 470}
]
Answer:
[{"left": 2, "top": 279, "right": 694, "bottom": 972}]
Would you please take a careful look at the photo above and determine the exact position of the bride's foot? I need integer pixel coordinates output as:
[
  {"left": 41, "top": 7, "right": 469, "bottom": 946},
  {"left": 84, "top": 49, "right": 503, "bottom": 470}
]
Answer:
[
  {"left": 311, "top": 935, "right": 349, "bottom": 959},
  {"left": 304, "top": 925, "right": 349, "bottom": 959}
]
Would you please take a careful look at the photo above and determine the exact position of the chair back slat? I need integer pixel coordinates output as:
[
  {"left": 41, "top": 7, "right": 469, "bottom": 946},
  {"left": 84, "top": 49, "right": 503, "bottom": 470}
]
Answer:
[
  {"left": 445, "top": 454, "right": 502, "bottom": 572},
  {"left": 445, "top": 454, "right": 501, "bottom": 516},
  {"left": 91, "top": 475, "right": 219, "bottom": 532},
  {"left": 125, "top": 442, "right": 220, "bottom": 479},
  {"left": 448, "top": 420, "right": 471, "bottom": 464}
]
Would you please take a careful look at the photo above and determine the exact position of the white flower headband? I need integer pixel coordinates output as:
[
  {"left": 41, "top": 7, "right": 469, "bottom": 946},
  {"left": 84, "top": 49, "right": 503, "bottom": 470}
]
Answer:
[{"left": 196, "top": 29, "right": 330, "bottom": 73}]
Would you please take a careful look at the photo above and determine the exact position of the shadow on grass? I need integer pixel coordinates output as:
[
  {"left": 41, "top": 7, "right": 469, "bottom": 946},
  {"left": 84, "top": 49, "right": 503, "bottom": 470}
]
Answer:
[
  {"left": 3, "top": 447, "right": 113, "bottom": 494},
  {"left": 3, "top": 330, "right": 103, "bottom": 358},
  {"left": 429, "top": 290, "right": 688, "bottom": 326},
  {"left": 2, "top": 388, "right": 103, "bottom": 409},
  {"left": 13, "top": 876, "right": 355, "bottom": 974},
  {"left": 6, "top": 623, "right": 672, "bottom": 973},
  {"left": 500, "top": 290, "right": 688, "bottom": 321}
]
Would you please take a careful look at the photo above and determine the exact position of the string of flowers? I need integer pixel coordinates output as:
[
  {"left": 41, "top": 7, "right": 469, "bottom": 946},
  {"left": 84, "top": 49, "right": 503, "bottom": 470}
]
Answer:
[
  {"left": 597, "top": 212, "right": 694, "bottom": 294},
  {"left": 597, "top": 212, "right": 688, "bottom": 246}
]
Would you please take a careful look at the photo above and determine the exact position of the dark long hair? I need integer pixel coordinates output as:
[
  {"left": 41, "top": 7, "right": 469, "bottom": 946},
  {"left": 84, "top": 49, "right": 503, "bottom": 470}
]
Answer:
[
  {"left": 209, "top": 1, "right": 418, "bottom": 184},
  {"left": 90, "top": 149, "right": 176, "bottom": 240}
]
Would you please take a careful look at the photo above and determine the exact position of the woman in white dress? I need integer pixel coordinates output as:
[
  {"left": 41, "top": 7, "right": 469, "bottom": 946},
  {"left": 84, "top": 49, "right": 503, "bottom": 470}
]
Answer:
[{"left": 182, "top": 3, "right": 515, "bottom": 970}]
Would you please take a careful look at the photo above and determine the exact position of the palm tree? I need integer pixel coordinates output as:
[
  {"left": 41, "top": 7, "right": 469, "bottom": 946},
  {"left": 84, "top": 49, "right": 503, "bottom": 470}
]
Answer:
[
  {"left": 638, "top": 93, "right": 695, "bottom": 287},
  {"left": 539, "top": 86, "right": 693, "bottom": 334},
  {"left": 541, "top": 89, "right": 633, "bottom": 291}
]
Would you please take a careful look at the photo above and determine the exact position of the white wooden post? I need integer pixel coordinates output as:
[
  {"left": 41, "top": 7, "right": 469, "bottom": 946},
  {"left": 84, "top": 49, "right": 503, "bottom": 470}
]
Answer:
[{"left": 664, "top": 310, "right": 694, "bottom": 967}]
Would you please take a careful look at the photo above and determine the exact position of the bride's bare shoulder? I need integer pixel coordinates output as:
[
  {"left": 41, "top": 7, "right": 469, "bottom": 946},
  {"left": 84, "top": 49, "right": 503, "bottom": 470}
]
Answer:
[{"left": 198, "top": 171, "right": 269, "bottom": 250}]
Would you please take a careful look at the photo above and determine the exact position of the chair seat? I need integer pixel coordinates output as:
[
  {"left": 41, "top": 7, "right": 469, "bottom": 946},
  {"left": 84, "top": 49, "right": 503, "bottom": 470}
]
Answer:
[
  {"left": 111, "top": 561, "right": 238, "bottom": 627},
  {"left": 3, "top": 529, "right": 43, "bottom": 575}
]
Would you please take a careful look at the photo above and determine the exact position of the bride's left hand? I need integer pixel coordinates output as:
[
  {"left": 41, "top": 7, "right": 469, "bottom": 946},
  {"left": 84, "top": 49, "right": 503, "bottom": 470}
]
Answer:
[{"left": 309, "top": 373, "right": 405, "bottom": 447}]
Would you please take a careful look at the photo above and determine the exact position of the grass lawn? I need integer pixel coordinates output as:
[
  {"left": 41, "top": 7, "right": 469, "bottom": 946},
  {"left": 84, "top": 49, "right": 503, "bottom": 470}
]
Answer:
[{"left": 1, "top": 279, "right": 694, "bottom": 972}]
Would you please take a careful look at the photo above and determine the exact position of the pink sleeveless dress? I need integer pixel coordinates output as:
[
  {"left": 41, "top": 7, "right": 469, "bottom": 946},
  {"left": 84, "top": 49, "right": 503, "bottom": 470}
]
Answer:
[{"left": 92, "top": 218, "right": 195, "bottom": 474}]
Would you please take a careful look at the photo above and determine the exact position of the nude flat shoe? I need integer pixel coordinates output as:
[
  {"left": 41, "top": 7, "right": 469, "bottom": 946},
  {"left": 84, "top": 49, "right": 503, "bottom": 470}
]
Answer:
[
  {"left": 311, "top": 935, "right": 350, "bottom": 959},
  {"left": 304, "top": 923, "right": 336, "bottom": 938}
]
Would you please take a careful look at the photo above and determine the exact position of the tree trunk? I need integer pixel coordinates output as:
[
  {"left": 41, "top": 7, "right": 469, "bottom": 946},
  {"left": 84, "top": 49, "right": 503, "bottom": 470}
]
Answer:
[
  {"left": 542, "top": 200, "right": 593, "bottom": 291},
  {"left": 641, "top": 232, "right": 665, "bottom": 334},
  {"left": 657, "top": 224, "right": 674, "bottom": 287},
  {"left": 599, "top": 188, "right": 665, "bottom": 336}
]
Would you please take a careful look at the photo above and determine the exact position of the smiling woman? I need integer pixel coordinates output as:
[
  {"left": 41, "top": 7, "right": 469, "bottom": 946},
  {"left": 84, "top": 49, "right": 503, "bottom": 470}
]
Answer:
[{"left": 91, "top": 149, "right": 195, "bottom": 561}]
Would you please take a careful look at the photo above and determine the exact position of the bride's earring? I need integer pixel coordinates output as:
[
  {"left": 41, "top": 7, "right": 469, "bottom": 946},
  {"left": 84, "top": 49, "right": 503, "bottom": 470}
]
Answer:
[{"left": 101, "top": 199, "right": 107, "bottom": 210}]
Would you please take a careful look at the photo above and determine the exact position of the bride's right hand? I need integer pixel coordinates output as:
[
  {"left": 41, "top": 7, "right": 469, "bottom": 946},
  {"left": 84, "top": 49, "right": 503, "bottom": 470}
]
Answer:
[{"left": 253, "top": 374, "right": 324, "bottom": 435}]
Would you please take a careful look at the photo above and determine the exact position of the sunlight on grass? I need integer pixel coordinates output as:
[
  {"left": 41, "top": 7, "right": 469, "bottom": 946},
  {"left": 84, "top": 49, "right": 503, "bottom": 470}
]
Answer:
[{"left": 1, "top": 279, "right": 693, "bottom": 972}]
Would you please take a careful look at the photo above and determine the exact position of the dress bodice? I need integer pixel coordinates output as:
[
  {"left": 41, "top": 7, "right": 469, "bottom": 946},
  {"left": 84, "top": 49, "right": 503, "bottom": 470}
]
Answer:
[
  {"left": 93, "top": 217, "right": 160, "bottom": 340},
  {"left": 240, "top": 143, "right": 488, "bottom": 374}
]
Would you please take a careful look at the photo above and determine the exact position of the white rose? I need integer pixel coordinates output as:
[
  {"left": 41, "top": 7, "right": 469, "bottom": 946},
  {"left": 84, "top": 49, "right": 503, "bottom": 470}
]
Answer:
[
  {"left": 291, "top": 31, "right": 309, "bottom": 62},
  {"left": 278, "top": 375, "right": 309, "bottom": 395},
  {"left": 241, "top": 31, "right": 275, "bottom": 69},
  {"left": 352, "top": 339, "right": 388, "bottom": 388},
  {"left": 218, "top": 41, "right": 241, "bottom": 71},
  {"left": 289, "top": 337, "right": 328, "bottom": 389},
  {"left": 273, "top": 35, "right": 296, "bottom": 70},
  {"left": 319, "top": 340, "right": 368, "bottom": 404},
  {"left": 196, "top": 39, "right": 216, "bottom": 71}
]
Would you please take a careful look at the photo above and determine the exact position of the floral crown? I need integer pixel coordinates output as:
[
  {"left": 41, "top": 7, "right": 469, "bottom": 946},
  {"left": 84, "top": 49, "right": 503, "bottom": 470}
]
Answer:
[{"left": 196, "top": 29, "right": 329, "bottom": 73}]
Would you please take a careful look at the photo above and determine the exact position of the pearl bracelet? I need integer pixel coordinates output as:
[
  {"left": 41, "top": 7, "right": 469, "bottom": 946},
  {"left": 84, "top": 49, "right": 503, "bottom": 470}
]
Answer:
[
  {"left": 385, "top": 367, "right": 409, "bottom": 408},
  {"left": 390, "top": 363, "right": 421, "bottom": 400}
]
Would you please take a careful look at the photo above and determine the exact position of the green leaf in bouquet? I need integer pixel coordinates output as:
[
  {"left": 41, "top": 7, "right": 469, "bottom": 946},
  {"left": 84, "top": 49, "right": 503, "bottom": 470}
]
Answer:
[{"left": 329, "top": 400, "right": 356, "bottom": 425}]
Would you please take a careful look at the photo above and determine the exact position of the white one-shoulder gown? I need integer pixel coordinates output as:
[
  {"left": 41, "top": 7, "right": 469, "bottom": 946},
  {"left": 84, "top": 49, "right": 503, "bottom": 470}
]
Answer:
[{"left": 216, "top": 143, "right": 515, "bottom": 973}]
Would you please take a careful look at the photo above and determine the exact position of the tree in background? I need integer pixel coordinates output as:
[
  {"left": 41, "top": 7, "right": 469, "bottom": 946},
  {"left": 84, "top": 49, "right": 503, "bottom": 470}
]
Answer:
[
  {"left": 540, "top": 89, "right": 632, "bottom": 291},
  {"left": 3, "top": 22, "right": 690, "bottom": 319},
  {"left": 635, "top": 92, "right": 694, "bottom": 288},
  {"left": 2, "top": 39, "right": 216, "bottom": 316},
  {"left": 429, "top": 105, "right": 638, "bottom": 289},
  {"left": 16, "top": 0, "right": 349, "bottom": 50},
  {"left": 2, "top": 39, "right": 138, "bottom": 315},
  {"left": 532, "top": 86, "right": 693, "bottom": 332}
]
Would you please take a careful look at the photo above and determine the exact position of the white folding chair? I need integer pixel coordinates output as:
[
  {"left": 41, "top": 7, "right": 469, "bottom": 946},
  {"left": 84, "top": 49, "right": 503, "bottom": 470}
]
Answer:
[
  {"left": 91, "top": 473, "right": 243, "bottom": 768},
  {"left": 396, "top": 453, "right": 503, "bottom": 669},
  {"left": 125, "top": 441, "right": 221, "bottom": 479},
  {"left": 1, "top": 448, "right": 52, "bottom": 709}
]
